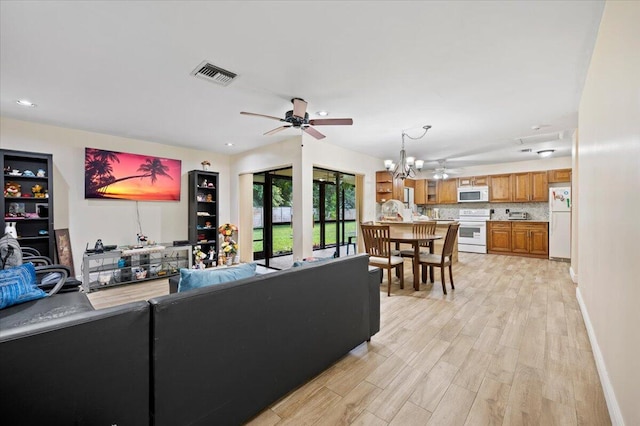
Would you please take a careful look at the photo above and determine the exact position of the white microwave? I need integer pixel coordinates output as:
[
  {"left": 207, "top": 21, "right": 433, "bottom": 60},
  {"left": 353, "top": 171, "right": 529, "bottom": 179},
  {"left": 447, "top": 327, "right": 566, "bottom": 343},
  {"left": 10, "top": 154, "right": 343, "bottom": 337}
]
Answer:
[{"left": 457, "top": 186, "right": 489, "bottom": 203}]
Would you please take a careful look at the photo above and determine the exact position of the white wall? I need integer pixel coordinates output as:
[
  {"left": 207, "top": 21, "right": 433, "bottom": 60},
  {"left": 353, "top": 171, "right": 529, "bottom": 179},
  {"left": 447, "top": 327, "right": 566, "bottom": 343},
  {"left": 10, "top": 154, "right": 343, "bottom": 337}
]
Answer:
[
  {"left": 577, "top": 1, "right": 640, "bottom": 425},
  {"left": 0, "top": 117, "right": 231, "bottom": 275}
]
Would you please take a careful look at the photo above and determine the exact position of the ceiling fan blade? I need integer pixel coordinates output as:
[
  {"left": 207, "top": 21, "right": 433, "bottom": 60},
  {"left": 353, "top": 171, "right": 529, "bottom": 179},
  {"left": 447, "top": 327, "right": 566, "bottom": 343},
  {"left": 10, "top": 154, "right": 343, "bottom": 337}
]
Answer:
[
  {"left": 240, "top": 111, "right": 284, "bottom": 121},
  {"left": 292, "top": 98, "right": 308, "bottom": 118},
  {"left": 308, "top": 118, "right": 354, "bottom": 126},
  {"left": 264, "top": 125, "right": 292, "bottom": 136},
  {"left": 302, "top": 126, "right": 326, "bottom": 140}
]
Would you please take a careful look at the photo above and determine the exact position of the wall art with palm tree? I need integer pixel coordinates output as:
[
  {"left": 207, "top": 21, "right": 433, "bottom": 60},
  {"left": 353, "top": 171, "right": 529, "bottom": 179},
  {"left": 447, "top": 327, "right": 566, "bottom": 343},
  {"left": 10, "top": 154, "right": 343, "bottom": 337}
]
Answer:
[{"left": 84, "top": 147, "right": 181, "bottom": 201}]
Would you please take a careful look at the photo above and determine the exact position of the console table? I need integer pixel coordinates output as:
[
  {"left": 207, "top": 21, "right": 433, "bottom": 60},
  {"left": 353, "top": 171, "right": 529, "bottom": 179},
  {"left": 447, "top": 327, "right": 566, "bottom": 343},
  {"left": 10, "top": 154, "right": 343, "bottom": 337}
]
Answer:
[{"left": 82, "top": 244, "right": 191, "bottom": 292}]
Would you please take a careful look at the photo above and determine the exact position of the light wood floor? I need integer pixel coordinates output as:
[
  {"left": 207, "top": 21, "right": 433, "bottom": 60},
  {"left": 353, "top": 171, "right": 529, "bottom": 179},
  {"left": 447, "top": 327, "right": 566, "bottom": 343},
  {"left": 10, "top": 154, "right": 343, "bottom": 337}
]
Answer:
[{"left": 86, "top": 253, "right": 611, "bottom": 426}]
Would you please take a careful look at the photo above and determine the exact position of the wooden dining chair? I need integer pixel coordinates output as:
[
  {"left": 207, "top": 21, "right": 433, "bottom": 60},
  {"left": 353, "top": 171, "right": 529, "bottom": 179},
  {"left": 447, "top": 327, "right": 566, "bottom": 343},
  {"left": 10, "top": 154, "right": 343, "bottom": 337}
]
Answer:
[
  {"left": 360, "top": 224, "right": 404, "bottom": 296},
  {"left": 418, "top": 223, "right": 459, "bottom": 295},
  {"left": 399, "top": 221, "right": 438, "bottom": 258}
]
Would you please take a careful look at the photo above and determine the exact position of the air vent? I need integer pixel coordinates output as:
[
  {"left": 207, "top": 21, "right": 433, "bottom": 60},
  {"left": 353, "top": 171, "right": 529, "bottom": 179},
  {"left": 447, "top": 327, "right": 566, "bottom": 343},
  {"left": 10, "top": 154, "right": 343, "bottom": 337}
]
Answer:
[
  {"left": 515, "top": 131, "right": 563, "bottom": 145},
  {"left": 190, "top": 61, "right": 237, "bottom": 86}
]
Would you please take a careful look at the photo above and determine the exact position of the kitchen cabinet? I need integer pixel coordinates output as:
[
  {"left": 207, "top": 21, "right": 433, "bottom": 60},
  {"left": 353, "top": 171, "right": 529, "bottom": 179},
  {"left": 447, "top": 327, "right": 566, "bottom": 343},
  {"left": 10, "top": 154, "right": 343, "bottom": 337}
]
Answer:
[
  {"left": 548, "top": 168, "right": 572, "bottom": 183},
  {"left": 487, "top": 221, "right": 548, "bottom": 258},
  {"left": 437, "top": 179, "right": 458, "bottom": 204},
  {"left": 530, "top": 171, "right": 549, "bottom": 201},
  {"left": 458, "top": 175, "right": 488, "bottom": 187},
  {"left": 414, "top": 179, "right": 438, "bottom": 205},
  {"left": 489, "top": 174, "right": 512, "bottom": 202},
  {"left": 426, "top": 180, "right": 438, "bottom": 204},
  {"left": 512, "top": 171, "right": 548, "bottom": 202},
  {"left": 375, "top": 171, "right": 403, "bottom": 203},
  {"left": 414, "top": 179, "right": 426, "bottom": 204},
  {"left": 512, "top": 173, "right": 531, "bottom": 202},
  {"left": 487, "top": 222, "right": 512, "bottom": 252}
]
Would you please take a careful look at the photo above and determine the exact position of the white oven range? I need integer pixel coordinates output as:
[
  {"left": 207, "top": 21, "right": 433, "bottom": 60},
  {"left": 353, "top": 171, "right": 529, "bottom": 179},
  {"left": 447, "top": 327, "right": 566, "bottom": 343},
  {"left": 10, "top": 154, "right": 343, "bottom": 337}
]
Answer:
[{"left": 458, "top": 209, "right": 491, "bottom": 254}]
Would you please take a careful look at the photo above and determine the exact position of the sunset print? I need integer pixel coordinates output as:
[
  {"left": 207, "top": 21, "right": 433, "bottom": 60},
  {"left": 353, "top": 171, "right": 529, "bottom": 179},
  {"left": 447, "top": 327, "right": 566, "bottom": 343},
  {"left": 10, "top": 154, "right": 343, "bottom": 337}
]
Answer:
[{"left": 84, "top": 148, "right": 181, "bottom": 201}]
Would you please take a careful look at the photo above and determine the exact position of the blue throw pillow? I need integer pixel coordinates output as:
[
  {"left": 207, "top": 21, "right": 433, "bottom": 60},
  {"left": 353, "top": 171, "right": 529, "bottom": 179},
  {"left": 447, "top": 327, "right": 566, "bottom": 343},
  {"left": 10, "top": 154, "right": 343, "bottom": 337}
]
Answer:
[
  {"left": 0, "top": 263, "right": 47, "bottom": 309},
  {"left": 178, "top": 263, "right": 257, "bottom": 292}
]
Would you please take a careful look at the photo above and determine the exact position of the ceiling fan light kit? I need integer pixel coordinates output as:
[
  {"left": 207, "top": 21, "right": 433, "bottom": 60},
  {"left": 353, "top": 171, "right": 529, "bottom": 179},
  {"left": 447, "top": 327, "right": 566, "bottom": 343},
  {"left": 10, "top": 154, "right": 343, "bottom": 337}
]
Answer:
[
  {"left": 385, "top": 125, "right": 431, "bottom": 180},
  {"left": 537, "top": 149, "right": 555, "bottom": 157},
  {"left": 240, "top": 98, "right": 353, "bottom": 140}
]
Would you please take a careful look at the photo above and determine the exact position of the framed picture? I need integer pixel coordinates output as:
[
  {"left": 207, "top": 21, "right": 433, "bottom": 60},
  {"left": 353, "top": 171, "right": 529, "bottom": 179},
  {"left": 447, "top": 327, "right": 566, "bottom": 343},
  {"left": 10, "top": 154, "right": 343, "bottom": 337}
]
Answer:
[
  {"left": 55, "top": 228, "right": 75, "bottom": 277},
  {"left": 84, "top": 147, "right": 182, "bottom": 201}
]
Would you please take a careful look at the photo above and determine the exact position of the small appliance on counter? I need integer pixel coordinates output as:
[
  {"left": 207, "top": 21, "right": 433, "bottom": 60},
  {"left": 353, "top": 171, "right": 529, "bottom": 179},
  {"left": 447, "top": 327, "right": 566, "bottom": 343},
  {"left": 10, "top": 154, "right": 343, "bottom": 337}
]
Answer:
[{"left": 508, "top": 211, "right": 529, "bottom": 220}]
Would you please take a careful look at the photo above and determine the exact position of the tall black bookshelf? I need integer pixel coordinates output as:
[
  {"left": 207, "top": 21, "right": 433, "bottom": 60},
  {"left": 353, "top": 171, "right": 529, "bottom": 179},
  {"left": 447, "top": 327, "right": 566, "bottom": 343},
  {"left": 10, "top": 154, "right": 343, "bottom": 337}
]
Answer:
[
  {"left": 1, "top": 149, "right": 55, "bottom": 259},
  {"left": 188, "top": 170, "right": 219, "bottom": 263}
]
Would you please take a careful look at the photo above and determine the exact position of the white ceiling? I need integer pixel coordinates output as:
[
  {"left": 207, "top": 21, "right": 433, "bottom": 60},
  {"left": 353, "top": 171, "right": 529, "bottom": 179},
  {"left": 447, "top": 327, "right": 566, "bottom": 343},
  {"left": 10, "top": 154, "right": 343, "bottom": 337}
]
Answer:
[{"left": 0, "top": 1, "right": 604, "bottom": 170}]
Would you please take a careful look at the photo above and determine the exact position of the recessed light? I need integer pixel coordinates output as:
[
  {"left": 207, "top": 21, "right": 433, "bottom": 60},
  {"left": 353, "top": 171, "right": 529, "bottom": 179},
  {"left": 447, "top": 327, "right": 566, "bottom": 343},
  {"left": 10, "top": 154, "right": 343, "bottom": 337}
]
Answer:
[
  {"left": 316, "top": 111, "right": 328, "bottom": 116},
  {"left": 16, "top": 99, "right": 37, "bottom": 108},
  {"left": 537, "top": 149, "right": 555, "bottom": 158},
  {"left": 225, "top": 142, "right": 234, "bottom": 147}
]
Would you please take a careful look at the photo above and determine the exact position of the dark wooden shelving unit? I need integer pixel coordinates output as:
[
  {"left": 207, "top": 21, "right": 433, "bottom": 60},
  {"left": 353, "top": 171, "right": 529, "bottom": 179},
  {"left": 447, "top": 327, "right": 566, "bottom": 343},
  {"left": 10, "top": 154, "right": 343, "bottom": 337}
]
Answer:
[
  {"left": 1, "top": 149, "right": 55, "bottom": 259},
  {"left": 188, "top": 170, "right": 219, "bottom": 265}
]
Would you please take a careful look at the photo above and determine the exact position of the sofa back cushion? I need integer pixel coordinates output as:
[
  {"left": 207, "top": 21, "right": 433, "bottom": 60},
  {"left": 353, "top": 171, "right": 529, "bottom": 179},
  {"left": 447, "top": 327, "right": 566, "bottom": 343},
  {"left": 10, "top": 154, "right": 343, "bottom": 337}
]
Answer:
[
  {"left": 149, "top": 254, "right": 371, "bottom": 426},
  {"left": 0, "top": 301, "right": 150, "bottom": 425},
  {"left": 178, "top": 263, "right": 257, "bottom": 292}
]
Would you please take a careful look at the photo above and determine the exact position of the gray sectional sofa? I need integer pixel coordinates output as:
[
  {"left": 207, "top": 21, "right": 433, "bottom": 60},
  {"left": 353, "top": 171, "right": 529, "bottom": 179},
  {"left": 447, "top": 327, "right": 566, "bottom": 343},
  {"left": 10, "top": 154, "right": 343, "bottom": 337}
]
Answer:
[{"left": 0, "top": 254, "right": 380, "bottom": 425}]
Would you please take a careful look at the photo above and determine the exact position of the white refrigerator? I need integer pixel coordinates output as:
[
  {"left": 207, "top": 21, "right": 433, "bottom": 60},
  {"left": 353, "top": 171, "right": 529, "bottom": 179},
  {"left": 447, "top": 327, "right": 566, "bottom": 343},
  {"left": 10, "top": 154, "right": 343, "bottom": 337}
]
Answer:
[{"left": 549, "top": 187, "right": 571, "bottom": 260}]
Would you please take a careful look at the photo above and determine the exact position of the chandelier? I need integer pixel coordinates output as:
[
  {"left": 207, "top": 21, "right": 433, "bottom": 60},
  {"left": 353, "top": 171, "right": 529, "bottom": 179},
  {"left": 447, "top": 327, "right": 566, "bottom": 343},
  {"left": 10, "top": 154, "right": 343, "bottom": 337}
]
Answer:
[{"left": 384, "top": 125, "right": 431, "bottom": 180}]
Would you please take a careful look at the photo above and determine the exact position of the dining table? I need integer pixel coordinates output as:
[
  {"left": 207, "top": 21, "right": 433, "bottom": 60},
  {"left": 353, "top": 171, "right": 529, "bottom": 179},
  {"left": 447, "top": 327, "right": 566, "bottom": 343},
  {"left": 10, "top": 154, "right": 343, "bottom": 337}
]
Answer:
[{"left": 388, "top": 229, "right": 443, "bottom": 291}]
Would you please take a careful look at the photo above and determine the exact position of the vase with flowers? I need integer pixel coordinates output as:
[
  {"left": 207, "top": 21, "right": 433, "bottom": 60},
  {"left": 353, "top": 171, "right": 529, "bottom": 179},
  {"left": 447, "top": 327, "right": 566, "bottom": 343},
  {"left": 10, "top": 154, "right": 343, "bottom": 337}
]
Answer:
[{"left": 218, "top": 223, "right": 239, "bottom": 264}]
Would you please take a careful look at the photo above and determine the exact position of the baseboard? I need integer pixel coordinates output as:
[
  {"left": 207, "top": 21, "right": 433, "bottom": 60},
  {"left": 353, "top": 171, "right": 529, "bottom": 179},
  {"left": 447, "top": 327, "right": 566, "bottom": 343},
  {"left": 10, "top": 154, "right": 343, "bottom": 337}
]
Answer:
[
  {"left": 570, "top": 266, "right": 578, "bottom": 284},
  {"left": 575, "top": 288, "right": 625, "bottom": 426}
]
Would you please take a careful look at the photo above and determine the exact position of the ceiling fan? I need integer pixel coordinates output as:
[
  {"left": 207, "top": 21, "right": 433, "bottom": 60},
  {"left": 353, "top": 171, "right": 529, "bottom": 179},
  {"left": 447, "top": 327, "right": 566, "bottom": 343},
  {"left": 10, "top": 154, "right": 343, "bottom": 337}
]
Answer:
[
  {"left": 424, "top": 160, "right": 461, "bottom": 180},
  {"left": 240, "top": 98, "right": 353, "bottom": 140}
]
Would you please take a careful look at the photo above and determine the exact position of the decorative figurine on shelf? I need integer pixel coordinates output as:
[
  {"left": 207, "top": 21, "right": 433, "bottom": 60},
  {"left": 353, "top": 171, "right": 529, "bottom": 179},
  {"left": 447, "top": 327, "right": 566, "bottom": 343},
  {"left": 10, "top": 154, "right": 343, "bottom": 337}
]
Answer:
[
  {"left": 136, "top": 233, "right": 148, "bottom": 247},
  {"left": 32, "top": 184, "right": 46, "bottom": 198},
  {"left": 193, "top": 245, "right": 207, "bottom": 269},
  {"left": 36, "top": 169, "right": 46, "bottom": 177},
  {"left": 207, "top": 181, "right": 214, "bottom": 188},
  {"left": 206, "top": 193, "right": 213, "bottom": 202},
  {"left": 205, "top": 221, "right": 212, "bottom": 229},
  {"left": 197, "top": 192, "right": 205, "bottom": 202},
  {"left": 4, "top": 182, "right": 21, "bottom": 197},
  {"left": 201, "top": 179, "right": 208, "bottom": 188},
  {"left": 201, "top": 160, "right": 211, "bottom": 171},
  {"left": 23, "top": 170, "right": 35, "bottom": 177},
  {"left": 4, "top": 222, "right": 17, "bottom": 239}
]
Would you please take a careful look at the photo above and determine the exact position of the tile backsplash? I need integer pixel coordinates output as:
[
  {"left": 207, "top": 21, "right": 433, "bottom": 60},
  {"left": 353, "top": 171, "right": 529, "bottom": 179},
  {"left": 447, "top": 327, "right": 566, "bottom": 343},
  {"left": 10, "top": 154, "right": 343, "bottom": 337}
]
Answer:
[{"left": 417, "top": 202, "right": 549, "bottom": 221}]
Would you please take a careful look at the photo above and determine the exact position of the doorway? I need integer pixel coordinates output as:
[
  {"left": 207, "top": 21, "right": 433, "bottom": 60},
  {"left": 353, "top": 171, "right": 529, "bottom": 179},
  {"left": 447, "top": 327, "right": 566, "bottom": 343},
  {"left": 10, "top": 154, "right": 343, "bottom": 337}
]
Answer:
[
  {"left": 312, "top": 168, "right": 356, "bottom": 258},
  {"left": 253, "top": 168, "right": 293, "bottom": 269}
]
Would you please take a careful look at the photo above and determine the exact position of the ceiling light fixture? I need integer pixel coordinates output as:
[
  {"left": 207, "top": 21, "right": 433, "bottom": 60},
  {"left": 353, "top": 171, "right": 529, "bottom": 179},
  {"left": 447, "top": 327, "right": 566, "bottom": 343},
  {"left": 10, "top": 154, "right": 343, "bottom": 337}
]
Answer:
[
  {"left": 537, "top": 149, "right": 555, "bottom": 158},
  {"left": 384, "top": 125, "right": 431, "bottom": 180},
  {"left": 16, "top": 99, "right": 37, "bottom": 108},
  {"left": 316, "top": 110, "right": 328, "bottom": 116},
  {"left": 225, "top": 142, "right": 234, "bottom": 146}
]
